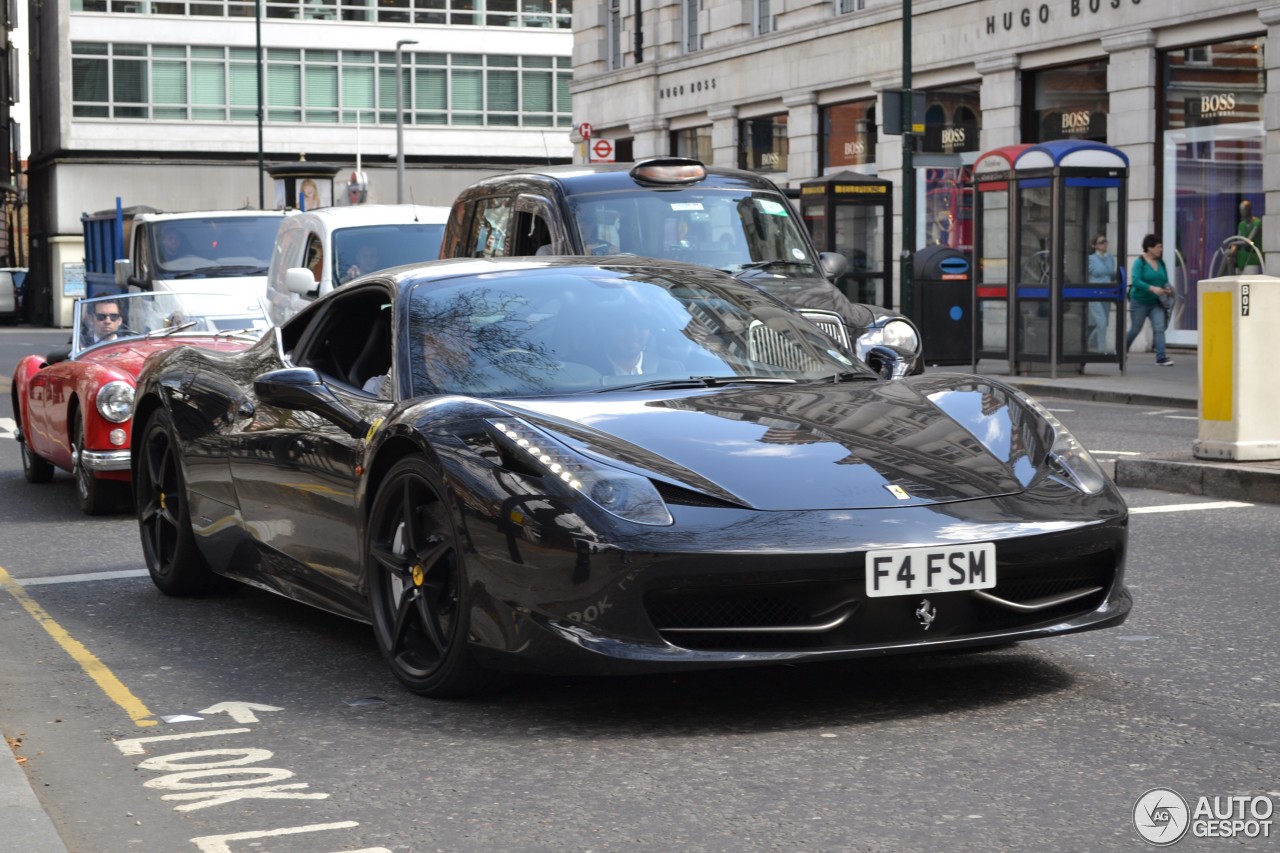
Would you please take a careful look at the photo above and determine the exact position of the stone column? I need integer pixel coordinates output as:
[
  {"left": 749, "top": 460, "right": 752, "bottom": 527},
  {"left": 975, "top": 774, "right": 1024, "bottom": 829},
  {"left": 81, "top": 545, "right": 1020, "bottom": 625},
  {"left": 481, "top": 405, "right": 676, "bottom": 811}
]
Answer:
[
  {"left": 709, "top": 106, "right": 739, "bottom": 169},
  {"left": 629, "top": 116, "right": 670, "bottom": 160},
  {"left": 783, "top": 91, "right": 819, "bottom": 185},
  {"left": 1260, "top": 7, "right": 1280, "bottom": 276},
  {"left": 1103, "top": 30, "right": 1158, "bottom": 261},
  {"left": 975, "top": 53, "right": 1020, "bottom": 152}
]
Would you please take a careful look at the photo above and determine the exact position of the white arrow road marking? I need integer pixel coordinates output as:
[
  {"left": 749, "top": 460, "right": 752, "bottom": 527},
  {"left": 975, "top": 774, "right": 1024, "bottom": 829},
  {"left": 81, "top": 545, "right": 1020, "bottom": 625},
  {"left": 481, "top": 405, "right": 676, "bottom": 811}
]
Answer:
[
  {"left": 0, "top": 417, "right": 16, "bottom": 439},
  {"left": 199, "top": 701, "right": 284, "bottom": 724},
  {"left": 1130, "top": 501, "right": 1253, "bottom": 514}
]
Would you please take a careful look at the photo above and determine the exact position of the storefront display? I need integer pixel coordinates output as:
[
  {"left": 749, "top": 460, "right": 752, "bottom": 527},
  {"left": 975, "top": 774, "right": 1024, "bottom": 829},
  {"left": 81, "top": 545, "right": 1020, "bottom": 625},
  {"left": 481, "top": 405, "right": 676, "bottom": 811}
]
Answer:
[{"left": 1160, "top": 37, "right": 1265, "bottom": 343}]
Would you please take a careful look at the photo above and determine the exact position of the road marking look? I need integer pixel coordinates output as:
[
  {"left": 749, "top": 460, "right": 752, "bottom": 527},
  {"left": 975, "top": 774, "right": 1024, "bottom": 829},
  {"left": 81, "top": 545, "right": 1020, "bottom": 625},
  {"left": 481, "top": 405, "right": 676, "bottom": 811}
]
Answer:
[
  {"left": 0, "top": 564, "right": 157, "bottom": 727},
  {"left": 1129, "top": 500, "right": 1253, "bottom": 514}
]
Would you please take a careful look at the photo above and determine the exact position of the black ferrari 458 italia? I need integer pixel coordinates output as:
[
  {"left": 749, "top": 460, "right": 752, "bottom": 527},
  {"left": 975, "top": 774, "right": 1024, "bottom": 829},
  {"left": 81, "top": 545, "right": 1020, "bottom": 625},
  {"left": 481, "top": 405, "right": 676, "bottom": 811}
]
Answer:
[{"left": 130, "top": 256, "right": 1130, "bottom": 697}]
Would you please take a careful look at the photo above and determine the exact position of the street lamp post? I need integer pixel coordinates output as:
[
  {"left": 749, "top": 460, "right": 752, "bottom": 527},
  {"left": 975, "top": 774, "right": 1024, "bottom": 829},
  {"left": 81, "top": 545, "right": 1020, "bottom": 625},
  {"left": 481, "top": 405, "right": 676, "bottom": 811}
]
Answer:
[
  {"left": 395, "top": 39, "right": 418, "bottom": 204},
  {"left": 900, "top": 0, "right": 914, "bottom": 320}
]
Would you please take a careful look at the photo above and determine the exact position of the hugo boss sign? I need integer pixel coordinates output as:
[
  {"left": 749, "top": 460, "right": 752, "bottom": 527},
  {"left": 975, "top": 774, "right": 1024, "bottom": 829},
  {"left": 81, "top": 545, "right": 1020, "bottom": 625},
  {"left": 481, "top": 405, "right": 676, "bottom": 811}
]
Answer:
[{"left": 985, "top": 0, "right": 1141, "bottom": 34}]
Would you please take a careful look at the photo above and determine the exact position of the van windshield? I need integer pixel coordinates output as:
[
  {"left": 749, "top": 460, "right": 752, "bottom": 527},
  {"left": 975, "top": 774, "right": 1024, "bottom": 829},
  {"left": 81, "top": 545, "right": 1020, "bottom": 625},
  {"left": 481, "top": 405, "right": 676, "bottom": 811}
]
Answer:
[
  {"left": 566, "top": 189, "right": 817, "bottom": 274},
  {"left": 333, "top": 222, "right": 446, "bottom": 285},
  {"left": 154, "top": 216, "right": 283, "bottom": 277}
]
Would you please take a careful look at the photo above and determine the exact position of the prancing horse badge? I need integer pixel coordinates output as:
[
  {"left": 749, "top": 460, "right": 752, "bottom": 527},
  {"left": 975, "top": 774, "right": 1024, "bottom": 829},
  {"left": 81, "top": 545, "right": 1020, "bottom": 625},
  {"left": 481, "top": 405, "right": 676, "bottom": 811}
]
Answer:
[{"left": 915, "top": 598, "right": 937, "bottom": 630}]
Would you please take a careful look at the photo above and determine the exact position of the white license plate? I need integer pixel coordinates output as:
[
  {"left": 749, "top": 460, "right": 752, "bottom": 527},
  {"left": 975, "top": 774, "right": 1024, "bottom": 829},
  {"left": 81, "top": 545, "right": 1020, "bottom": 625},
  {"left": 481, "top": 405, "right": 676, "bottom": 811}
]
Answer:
[{"left": 865, "top": 543, "right": 997, "bottom": 598}]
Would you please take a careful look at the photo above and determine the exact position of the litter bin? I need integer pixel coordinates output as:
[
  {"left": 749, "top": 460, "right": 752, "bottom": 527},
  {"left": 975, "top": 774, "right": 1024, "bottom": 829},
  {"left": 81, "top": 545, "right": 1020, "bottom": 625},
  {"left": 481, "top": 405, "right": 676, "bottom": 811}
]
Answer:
[
  {"left": 913, "top": 245, "right": 972, "bottom": 364},
  {"left": 1194, "top": 275, "right": 1280, "bottom": 461}
]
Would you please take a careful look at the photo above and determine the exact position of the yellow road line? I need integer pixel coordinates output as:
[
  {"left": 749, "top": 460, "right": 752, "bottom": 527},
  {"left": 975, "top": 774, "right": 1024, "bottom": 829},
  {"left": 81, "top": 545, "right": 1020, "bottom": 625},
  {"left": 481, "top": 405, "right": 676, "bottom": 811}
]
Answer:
[{"left": 0, "top": 565, "right": 157, "bottom": 728}]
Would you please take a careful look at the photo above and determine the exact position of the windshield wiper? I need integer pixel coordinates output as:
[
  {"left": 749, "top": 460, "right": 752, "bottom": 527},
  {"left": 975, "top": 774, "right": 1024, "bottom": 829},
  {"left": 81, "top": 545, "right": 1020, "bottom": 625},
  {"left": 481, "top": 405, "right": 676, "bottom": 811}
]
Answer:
[
  {"left": 170, "top": 265, "right": 268, "bottom": 279},
  {"left": 822, "top": 371, "right": 878, "bottom": 383},
  {"left": 146, "top": 321, "right": 199, "bottom": 339},
  {"left": 585, "top": 376, "right": 797, "bottom": 393},
  {"left": 728, "top": 259, "right": 805, "bottom": 277}
]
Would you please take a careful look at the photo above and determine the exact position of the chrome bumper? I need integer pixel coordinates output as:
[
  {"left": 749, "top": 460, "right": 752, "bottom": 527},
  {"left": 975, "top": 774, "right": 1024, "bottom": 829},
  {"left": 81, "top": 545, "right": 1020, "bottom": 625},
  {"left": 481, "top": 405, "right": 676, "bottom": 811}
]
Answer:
[{"left": 78, "top": 448, "right": 132, "bottom": 472}]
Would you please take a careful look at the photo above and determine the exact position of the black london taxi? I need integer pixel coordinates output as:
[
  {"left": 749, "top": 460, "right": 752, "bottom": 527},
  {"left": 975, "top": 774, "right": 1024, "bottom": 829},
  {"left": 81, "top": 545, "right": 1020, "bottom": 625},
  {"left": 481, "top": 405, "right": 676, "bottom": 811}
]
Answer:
[{"left": 440, "top": 158, "right": 922, "bottom": 376}]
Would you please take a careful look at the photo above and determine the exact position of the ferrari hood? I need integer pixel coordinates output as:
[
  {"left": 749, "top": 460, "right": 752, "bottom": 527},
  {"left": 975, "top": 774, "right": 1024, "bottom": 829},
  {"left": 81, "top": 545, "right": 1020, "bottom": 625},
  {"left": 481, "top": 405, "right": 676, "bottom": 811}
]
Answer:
[{"left": 499, "top": 376, "right": 1050, "bottom": 511}]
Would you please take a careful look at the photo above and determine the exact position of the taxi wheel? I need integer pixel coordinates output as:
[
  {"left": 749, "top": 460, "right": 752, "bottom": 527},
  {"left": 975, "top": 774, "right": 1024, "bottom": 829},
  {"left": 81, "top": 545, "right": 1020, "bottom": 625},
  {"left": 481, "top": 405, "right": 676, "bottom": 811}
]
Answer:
[
  {"left": 366, "top": 457, "right": 488, "bottom": 698},
  {"left": 73, "top": 410, "right": 131, "bottom": 515},
  {"left": 136, "top": 408, "right": 233, "bottom": 595}
]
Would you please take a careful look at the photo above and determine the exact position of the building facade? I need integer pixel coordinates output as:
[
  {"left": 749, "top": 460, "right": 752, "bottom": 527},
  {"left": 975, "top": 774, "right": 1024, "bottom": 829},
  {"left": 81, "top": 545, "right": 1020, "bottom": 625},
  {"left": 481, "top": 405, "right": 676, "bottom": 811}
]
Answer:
[
  {"left": 25, "top": 0, "right": 573, "bottom": 323},
  {"left": 571, "top": 0, "right": 1274, "bottom": 346}
]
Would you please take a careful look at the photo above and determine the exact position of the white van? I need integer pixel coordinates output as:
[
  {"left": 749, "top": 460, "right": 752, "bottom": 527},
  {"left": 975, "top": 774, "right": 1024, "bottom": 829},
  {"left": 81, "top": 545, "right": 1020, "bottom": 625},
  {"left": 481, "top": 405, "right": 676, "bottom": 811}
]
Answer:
[
  {"left": 114, "top": 209, "right": 290, "bottom": 327},
  {"left": 266, "top": 204, "right": 449, "bottom": 323}
]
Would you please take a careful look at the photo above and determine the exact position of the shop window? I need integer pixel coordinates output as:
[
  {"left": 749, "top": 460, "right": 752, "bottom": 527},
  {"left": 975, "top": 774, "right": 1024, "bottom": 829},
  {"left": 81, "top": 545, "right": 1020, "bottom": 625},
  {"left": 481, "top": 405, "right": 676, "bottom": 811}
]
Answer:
[{"left": 739, "top": 114, "right": 787, "bottom": 173}]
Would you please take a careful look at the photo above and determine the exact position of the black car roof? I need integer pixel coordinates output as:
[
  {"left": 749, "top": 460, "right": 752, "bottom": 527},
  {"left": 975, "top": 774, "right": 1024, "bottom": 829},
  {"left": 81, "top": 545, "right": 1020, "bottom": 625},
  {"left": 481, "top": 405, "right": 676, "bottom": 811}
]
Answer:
[{"left": 464, "top": 162, "right": 789, "bottom": 196}]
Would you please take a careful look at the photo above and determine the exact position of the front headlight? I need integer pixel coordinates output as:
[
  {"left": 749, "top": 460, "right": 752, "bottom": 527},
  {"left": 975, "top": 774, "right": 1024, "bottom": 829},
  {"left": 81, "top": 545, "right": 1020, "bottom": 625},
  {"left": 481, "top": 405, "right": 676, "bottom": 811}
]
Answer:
[
  {"left": 489, "top": 418, "right": 674, "bottom": 526},
  {"left": 856, "top": 318, "right": 921, "bottom": 361},
  {"left": 96, "top": 381, "right": 135, "bottom": 424},
  {"left": 1017, "top": 393, "right": 1108, "bottom": 494}
]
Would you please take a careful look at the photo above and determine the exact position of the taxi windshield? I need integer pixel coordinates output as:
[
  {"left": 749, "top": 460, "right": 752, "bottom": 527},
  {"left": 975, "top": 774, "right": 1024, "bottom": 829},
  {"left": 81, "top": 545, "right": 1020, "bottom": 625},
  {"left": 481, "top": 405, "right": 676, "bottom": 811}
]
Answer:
[{"left": 567, "top": 189, "right": 817, "bottom": 274}]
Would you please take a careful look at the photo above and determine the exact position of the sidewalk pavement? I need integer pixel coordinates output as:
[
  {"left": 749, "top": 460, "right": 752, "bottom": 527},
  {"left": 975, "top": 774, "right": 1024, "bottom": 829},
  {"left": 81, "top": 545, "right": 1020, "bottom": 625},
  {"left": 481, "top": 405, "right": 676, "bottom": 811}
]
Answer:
[
  {"left": 1, "top": 737, "right": 68, "bottom": 853},
  {"left": 925, "top": 346, "right": 1280, "bottom": 504}
]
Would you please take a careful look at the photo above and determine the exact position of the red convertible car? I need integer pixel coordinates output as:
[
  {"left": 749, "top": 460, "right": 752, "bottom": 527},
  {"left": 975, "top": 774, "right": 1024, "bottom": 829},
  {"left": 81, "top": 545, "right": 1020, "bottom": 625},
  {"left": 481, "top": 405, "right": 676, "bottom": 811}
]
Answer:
[{"left": 11, "top": 291, "right": 270, "bottom": 514}]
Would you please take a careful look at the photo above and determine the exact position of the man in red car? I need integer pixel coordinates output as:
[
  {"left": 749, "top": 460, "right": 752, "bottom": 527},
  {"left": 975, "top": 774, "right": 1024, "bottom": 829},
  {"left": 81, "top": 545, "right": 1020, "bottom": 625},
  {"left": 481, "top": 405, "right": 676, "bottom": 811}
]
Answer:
[{"left": 86, "top": 300, "right": 127, "bottom": 344}]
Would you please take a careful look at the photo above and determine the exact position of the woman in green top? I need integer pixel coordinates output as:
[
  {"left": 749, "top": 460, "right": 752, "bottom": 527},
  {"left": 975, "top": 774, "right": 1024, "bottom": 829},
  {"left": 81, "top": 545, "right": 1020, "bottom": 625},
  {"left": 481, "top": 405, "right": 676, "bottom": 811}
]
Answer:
[
  {"left": 1125, "top": 233, "right": 1176, "bottom": 366},
  {"left": 1232, "top": 200, "right": 1262, "bottom": 273}
]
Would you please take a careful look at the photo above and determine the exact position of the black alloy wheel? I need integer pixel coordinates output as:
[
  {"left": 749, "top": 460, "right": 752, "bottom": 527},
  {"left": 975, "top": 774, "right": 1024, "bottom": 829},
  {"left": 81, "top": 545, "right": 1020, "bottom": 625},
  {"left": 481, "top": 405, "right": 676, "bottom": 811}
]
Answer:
[
  {"left": 367, "top": 457, "right": 485, "bottom": 697},
  {"left": 74, "top": 409, "right": 130, "bottom": 515},
  {"left": 136, "top": 408, "right": 231, "bottom": 595}
]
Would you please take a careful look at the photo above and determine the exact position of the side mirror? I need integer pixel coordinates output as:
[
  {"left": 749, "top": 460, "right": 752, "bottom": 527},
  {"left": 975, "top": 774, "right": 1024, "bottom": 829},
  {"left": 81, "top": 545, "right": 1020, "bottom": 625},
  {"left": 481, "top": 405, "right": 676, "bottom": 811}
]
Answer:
[
  {"left": 254, "top": 367, "right": 369, "bottom": 438},
  {"left": 45, "top": 347, "right": 71, "bottom": 365},
  {"left": 863, "top": 345, "right": 911, "bottom": 381},
  {"left": 114, "top": 259, "right": 133, "bottom": 289},
  {"left": 819, "top": 252, "right": 849, "bottom": 280},
  {"left": 284, "top": 267, "right": 320, "bottom": 298}
]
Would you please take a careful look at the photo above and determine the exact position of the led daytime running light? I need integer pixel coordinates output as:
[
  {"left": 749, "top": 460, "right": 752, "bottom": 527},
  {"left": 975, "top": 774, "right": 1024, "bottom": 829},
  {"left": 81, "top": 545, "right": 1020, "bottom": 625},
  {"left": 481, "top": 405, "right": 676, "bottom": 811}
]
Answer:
[{"left": 489, "top": 418, "right": 673, "bottom": 525}]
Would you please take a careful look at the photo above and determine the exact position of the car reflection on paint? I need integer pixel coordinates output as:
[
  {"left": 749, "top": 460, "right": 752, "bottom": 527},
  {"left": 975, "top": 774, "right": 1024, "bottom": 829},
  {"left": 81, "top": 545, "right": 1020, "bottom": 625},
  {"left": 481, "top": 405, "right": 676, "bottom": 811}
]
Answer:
[{"left": 129, "top": 256, "right": 1130, "bottom": 697}]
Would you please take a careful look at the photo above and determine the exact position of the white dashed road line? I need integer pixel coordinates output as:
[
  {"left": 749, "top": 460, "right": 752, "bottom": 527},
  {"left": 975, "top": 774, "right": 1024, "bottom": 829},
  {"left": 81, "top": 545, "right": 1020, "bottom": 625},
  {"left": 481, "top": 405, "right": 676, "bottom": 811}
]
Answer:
[
  {"left": 0, "top": 416, "right": 15, "bottom": 438},
  {"left": 1130, "top": 501, "right": 1253, "bottom": 514},
  {"left": 16, "top": 569, "right": 150, "bottom": 586}
]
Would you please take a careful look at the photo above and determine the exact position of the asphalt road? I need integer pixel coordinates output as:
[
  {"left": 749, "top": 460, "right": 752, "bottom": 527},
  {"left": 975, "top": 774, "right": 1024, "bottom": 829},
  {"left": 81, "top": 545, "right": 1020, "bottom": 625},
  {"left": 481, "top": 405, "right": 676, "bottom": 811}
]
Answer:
[{"left": 2, "top": 326, "right": 1277, "bottom": 852}]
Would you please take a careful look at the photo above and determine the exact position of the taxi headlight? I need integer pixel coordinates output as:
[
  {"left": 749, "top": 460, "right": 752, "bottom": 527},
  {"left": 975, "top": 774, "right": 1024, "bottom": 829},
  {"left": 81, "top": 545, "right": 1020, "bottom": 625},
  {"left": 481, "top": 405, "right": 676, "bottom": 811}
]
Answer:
[
  {"left": 856, "top": 318, "right": 921, "bottom": 361},
  {"left": 489, "top": 418, "right": 673, "bottom": 526},
  {"left": 96, "top": 381, "right": 135, "bottom": 424}
]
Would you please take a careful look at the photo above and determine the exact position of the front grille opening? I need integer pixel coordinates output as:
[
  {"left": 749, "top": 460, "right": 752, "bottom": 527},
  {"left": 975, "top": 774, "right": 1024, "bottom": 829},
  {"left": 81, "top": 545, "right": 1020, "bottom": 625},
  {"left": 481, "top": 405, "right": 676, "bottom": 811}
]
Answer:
[{"left": 644, "top": 548, "right": 1121, "bottom": 652}]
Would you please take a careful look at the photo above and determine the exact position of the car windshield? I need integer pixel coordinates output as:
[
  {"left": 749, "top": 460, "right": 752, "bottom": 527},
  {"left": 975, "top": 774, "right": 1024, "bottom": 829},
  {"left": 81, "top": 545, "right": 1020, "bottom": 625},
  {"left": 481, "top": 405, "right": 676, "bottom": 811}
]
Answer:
[
  {"left": 407, "top": 266, "right": 871, "bottom": 397},
  {"left": 73, "top": 291, "right": 271, "bottom": 354},
  {"left": 333, "top": 222, "right": 446, "bottom": 285},
  {"left": 153, "top": 216, "right": 283, "bottom": 277},
  {"left": 566, "top": 188, "right": 817, "bottom": 274}
]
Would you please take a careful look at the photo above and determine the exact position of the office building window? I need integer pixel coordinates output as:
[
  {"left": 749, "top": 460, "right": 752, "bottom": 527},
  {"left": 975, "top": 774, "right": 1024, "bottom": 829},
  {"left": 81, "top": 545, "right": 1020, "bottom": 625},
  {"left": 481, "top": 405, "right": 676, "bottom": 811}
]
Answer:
[
  {"left": 608, "top": 0, "right": 621, "bottom": 70},
  {"left": 671, "top": 125, "right": 712, "bottom": 162},
  {"left": 684, "top": 0, "right": 699, "bottom": 53},
  {"left": 71, "top": 42, "right": 572, "bottom": 127},
  {"left": 70, "top": 0, "right": 571, "bottom": 27},
  {"left": 755, "top": 0, "right": 771, "bottom": 35}
]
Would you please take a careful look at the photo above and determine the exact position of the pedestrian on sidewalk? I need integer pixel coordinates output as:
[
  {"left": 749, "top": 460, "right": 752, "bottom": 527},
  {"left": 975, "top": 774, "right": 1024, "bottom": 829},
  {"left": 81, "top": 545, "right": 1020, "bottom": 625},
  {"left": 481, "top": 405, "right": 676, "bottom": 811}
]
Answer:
[
  {"left": 1086, "top": 233, "right": 1116, "bottom": 352},
  {"left": 1125, "top": 233, "right": 1176, "bottom": 367}
]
